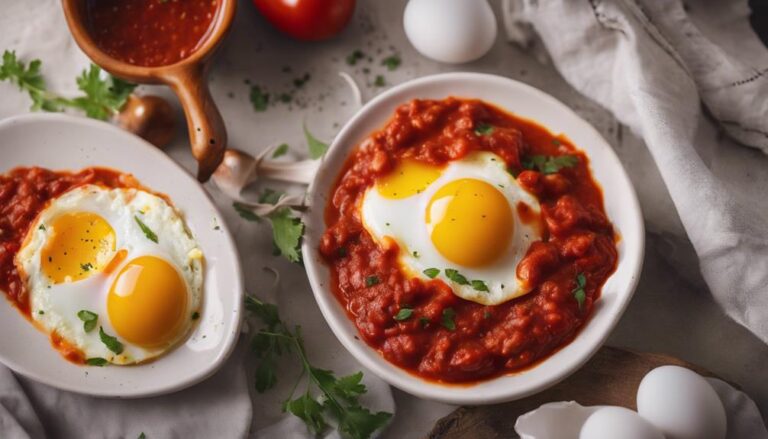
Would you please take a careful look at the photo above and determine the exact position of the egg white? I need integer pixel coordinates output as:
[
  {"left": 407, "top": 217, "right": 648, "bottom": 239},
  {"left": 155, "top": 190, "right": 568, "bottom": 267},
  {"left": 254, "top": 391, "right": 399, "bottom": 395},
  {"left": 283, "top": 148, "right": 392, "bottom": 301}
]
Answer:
[
  {"left": 16, "top": 185, "right": 203, "bottom": 365},
  {"left": 361, "top": 152, "right": 542, "bottom": 305}
]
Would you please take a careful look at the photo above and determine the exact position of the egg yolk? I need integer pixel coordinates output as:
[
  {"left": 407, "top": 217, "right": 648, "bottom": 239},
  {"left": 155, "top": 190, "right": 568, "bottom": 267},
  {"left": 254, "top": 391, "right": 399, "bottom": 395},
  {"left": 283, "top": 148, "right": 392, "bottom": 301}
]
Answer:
[
  {"left": 41, "top": 212, "right": 116, "bottom": 283},
  {"left": 426, "top": 178, "right": 513, "bottom": 267},
  {"left": 107, "top": 256, "right": 188, "bottom": 347},
  {"left": 377, "top": 160, "right": 442, "bottom": 199}
]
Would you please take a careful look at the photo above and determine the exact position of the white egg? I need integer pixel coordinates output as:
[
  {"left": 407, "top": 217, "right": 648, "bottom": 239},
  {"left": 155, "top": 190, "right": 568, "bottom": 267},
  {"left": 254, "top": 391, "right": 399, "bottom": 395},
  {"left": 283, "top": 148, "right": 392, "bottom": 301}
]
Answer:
[
  {"left": 580, "top": 407, "right": 665, "bottom": 439},
  {"left": 361, "top": 152, "right": 542, "bottom": 305},
  {"left": 403, "top": 0, "right": 497, "bottom": 64},
  {"left": 16, "top": 185, "right": 203, "bottom": 365},
  {"left": 637, "top": 366, "right": 727, "bottom": 439}
]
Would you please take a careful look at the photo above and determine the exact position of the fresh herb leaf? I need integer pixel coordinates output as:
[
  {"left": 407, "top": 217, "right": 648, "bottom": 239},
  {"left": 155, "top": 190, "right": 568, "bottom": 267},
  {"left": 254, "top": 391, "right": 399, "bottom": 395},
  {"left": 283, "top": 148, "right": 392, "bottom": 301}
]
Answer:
[
  {"left": 138, "top": 433, "right": 146, "bottom": 439},
  {"left": 365, "top": 275, "right": 380, "bottom": 287},
  {"left": 346, "top": 50, "right": 365, "bottom": 66},
  {"left": 474, "top": 123, "right": 494, "bottom": 136},
  {"left": 412, "top": 251, "right": 419, "bottom": 258},
  {"left": 233, "top": 202, "right": 261, "bottom": 222},
  {"left": 38, "top": 224, "right": 45, "bottom": 231},
  {"left": 250, "top": 85, "right": 269, "bottom": 111},
  {"left": 86, "top": 357, "right": 108, "bottom": 366},
  {"left": 471, "top": 279, "right": 489, "bottom": 292},
  {"left": 259, "top": 188, "right": 283, "bottom": 205},
  {"left": 99, "top": 326, "right": 124, "bottom": 354},
  {"left": 422, "top": 268, "right": 440, "bottom": 279},
  {"left": 521, "top": 155, "right": 579, "bottom": 174},
  {"left": 71, "top": 64, "right": 136, "bottom": 120},
  {"left": 441, "top": 308, "right": 456, "bottom": 331},
  {"left": 394, "top": 307, "right": 413, "bottom": 321},
  {"left": 134, "top": 216, "right": 158, "bottom": 243},
  {"left": 304, "top": 124, "right": 329, "bottom": 159},
  {"left": 572, "top": 272, "right": 587, "bottom": 310},
  {"left": 444, "top": 268, "right": 469, "bottom": 285},
  {"left": 191, "top": 311, "right": 200, "bottom": 320},
  {"left": 273, "top": 143, "right": 289, "bottom": 158},
  {"left": 381, "top": 55, "right": 401, "bottom": 71},
  {"left": 77, "top": 310, "right": 98, "bottom": 332},
  {"left": 80, "top": 262, "right": 93, "bottom": 272},
  {"left": 373, "top": 75, "right": 386, "bottom": 87},
  {"left": 246, "top": 295, "right": 392, "bottom": 438},
  {"left": 268, "top": 207, "right": 304, "bottom": 263},
  {"left": 0, "top": 50, "right": 66, "bottom": 111}
]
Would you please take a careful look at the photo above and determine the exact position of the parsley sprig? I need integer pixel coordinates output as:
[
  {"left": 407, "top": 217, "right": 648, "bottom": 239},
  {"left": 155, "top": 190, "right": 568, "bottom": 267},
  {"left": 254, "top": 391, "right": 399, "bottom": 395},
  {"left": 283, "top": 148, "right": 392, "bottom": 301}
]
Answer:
[
  {"left": 233, "top": 189, "right": 304, "bottom": 263},
  {"left": 521, "top": 154, "right": 579, "bottom": 174},
  {"left": 246, "top": 296, "right": 392, "bottom": 439},
  {"left": 0, "top": 50, "right": 135, "bottom": 119}
]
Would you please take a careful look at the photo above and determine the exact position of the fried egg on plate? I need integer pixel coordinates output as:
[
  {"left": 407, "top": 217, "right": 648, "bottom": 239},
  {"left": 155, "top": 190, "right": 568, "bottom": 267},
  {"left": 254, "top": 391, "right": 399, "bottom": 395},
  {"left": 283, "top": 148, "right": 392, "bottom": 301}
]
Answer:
[
  {"left": 361, "top": 151, "right": 542, "bottom": 305},
  {"left": 16, "top": 185, "right": 203, "bottom": 365}
]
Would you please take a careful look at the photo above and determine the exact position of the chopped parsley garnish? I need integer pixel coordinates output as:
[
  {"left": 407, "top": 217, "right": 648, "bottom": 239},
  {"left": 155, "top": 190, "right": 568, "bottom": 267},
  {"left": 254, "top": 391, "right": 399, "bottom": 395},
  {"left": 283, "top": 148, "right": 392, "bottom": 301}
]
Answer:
[
  {"left": 233, "top": 202, "right": 261, "bottom": 222},
  {"left": 444, "top": 268, "right": 469, "bottom": 285},
  {"left": 394, "top": 307, "right": 413, "bottom": 321},
  {"left": 99, "top": 326, "right": 124, "bottom": 354},
  {"left": 412, "top": 251, "right": 420, "bottom": 258},
  {"left": 38, "top": 310, "right": 44, "bottom": 315},
  {"left": 441, "top": 308, "right": 456, "bottom": 331},
  {"left": 191, "top": 311, "right": 200, "bottom": 320},
  {"left": 86, "top": 357, "right": 108, "bottom": 366},
  {"left": 419, "top": 317, "right": 430, "bottom": 328},
  {"left": 272, "top": 143, "right": 289, "bottom": 158},
  {"left": 373, "top": 75, "right": 386, "bottom": 87},
  {"left": 346, "top": 49, "right": 365, "bottom": 66},
  {"left": 423, "top": 268, "right": 440, "bottom": 279},
  {"left": 38, "top": 224, "right": 45, "bottom": 231},
  {"left": 304, "top": 124, "right": 329, "bottom": 159},
  {"left": 245, "top": 295, "right": 392, "bottom": 438},
  {"left": 80, "top": 262, "right": 93, "bottom": 272},
  {"left": 293, "top": 73, "right": 311, "bottom": 88},
  {"left": 77, "top": 310, "right": 98, "bottom": 332},
  {"left": 483, "top": 311, "right": 491, "bottom": 319},
  {"left": 0, "top": 51, "right": 135, "bottom": 118},
  {"left": 337, "top": 247, "right": 348, "bottom": 258},
  {"left": 474, "top": 123, "right": 494, "bottom": 136},
  {"left": 471, "top": 280, "right": 489, "bottom": 292},
  {"left": 381, "top": 55, "right": 401, "bottom": 71},
  {"left": 365, "top": 275, "right": 380, "bottom": 287},
  {"left": 134, "top": 216, "right": 158, "bottom": 243},
  {"left": 521, "top": 155, "right": 579, "bottom": 174},
  {"left": 249, "top": 85, "right": 269, "bottom": 112},
  {"left": 572, "top": 272, "right": 587, "bottom": 310},
  {"left": 552, "top": 138, "right": 562, "bottom": 146}
]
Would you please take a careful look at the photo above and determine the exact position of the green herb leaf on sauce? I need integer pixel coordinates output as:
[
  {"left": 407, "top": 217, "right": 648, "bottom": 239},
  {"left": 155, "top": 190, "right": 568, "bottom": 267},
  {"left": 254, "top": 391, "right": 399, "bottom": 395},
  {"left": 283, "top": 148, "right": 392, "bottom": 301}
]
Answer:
[
  {"left": 572, "top": 272, "right": 587, "bottom": 310},
  {"left": 423, "top": 268, "right": 440, "bottom": 279},
  {"left": 474, "top": 123, "right": 494, "bottom": 136},
  {"left": 304, "top": 124, "right": 329, "bottom": 159},
  {"left": 521, "top": 155, "right": 579, "bottom": 175},
  {"left": 365, "top": 275, "right": 380, "bottom": 287},
  {"left": 444, "top": 269, "right": 469, "bottom": 285},
  {"left": 77, "top": 310, "right": 98, "bottom": 332},
  {"left": 441, "top": 308, "right": 456, "bottom": 331},
  {"left": 272, "top": 143, "right": 289, "bottom": 158},
  {"left": 99, "top": 326, "right": 124, "bottom": 354},
  {"left": 250, "top": 85, "right": 270, "bottom": 112},
  {"left": 381, "top": 55, "right": 401, "bottom": 71},
  {"left": 86, "top": 357, "right": 108, "bottom": 366},
  {"left": 394, "top": 307, "right": 413, "bottom": 321},
  {"left": 471, "top": 280, "right": 489, "bottom": 292},
  {"left": 134, "top": 216, "right": 158, "bottom": 243},
  {"left": 419, "top": 317, "right": 430, "bottom": 328}
]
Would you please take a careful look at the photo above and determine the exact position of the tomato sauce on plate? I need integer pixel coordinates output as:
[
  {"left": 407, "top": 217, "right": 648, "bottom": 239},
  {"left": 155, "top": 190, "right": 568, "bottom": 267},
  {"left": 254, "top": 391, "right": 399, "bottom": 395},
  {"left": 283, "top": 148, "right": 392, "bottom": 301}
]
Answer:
[
  {"left": 85, "top": 0, "right": 221, "bottom": 67},
  {"left": 319, "top": 98, "right": 618, "bottom": 383}
]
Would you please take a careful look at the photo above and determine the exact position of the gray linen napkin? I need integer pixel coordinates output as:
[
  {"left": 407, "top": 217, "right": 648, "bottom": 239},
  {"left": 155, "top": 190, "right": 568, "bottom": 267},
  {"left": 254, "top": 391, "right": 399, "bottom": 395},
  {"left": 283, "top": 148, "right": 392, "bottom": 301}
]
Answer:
[{"left": 506, "top": 0, "right": 768, "bottom": 341}]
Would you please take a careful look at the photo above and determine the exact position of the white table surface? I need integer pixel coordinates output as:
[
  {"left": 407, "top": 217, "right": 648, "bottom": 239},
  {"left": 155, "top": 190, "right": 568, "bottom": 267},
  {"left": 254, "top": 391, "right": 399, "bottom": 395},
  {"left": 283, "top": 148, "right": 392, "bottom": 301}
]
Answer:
[{"left": 1, "top": 0, "right": 766, "bottom": 437}]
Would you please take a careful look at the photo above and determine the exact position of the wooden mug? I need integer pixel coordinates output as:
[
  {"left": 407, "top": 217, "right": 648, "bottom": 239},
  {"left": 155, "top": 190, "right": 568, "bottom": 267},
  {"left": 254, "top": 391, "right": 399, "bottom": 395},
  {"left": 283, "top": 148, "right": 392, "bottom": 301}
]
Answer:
[{"left": 61, "top": 0, "right": 237, "bottom": 182}]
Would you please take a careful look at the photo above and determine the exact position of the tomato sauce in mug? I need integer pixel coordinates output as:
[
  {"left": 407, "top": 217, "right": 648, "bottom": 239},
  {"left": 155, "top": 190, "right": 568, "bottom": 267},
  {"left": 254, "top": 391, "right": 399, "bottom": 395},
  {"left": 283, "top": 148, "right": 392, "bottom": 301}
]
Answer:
[
  {"left": 320, "top": 98, "right": 618, "bottom": 383},
  {"left": 85, "top": 0, "right": 221, "bottom": 67}
]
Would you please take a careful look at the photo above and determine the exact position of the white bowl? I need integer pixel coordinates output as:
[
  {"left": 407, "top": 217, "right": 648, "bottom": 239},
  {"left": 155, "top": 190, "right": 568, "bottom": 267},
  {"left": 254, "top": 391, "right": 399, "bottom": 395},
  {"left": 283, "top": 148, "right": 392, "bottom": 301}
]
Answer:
[
  {"left": 302, "top": 73, "right": 644, "bottom": 405},
  {"left": 0, "top": 113, "right": 243, "bottom": 398}
]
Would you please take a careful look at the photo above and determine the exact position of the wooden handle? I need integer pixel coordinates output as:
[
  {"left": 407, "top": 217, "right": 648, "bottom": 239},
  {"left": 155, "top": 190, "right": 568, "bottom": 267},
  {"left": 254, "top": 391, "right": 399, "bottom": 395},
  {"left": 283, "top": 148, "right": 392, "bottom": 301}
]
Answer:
[{"left": 168, "top": 64, "right": 227, "bottom": 182}]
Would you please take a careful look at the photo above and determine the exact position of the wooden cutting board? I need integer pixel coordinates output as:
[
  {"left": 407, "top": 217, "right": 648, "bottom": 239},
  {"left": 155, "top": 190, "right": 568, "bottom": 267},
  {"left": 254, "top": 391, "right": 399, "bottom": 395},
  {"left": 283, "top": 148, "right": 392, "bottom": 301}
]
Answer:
[{"left": 426, "top": 346, "right": 724, "bottom": 439}]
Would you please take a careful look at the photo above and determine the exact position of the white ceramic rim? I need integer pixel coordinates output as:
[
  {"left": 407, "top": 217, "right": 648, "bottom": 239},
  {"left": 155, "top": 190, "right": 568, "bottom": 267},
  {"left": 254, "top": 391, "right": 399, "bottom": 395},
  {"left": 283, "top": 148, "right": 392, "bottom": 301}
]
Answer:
[
  {"left": 302, "top": 72, "right": 645, "bottom": 405},
  {"left": 0, "top": 113, "right": 243, "bottom": 398}
]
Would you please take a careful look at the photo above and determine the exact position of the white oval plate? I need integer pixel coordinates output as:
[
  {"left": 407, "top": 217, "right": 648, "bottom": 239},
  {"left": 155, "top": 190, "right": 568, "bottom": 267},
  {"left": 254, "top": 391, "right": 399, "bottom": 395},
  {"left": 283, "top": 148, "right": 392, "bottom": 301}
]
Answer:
[
  {"left": 0, "top": 113, "right": 243, "bottom": 398},
  {"left": 303, "top": 73, "right": 645, "bottom": 405}
]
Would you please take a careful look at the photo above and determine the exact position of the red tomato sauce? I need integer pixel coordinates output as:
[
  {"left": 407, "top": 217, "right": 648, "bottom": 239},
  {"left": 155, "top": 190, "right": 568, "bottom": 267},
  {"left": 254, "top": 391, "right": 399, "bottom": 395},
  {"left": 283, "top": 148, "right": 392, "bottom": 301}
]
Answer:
[
  {"left": 319, "top": 98, "right": 618, "bottom": 383},
  {"left": 85, "top": 0, "right": 221, "bottom": 67},
  {"left": 0, "top": 167, "right": 141, "bottom": 362}
]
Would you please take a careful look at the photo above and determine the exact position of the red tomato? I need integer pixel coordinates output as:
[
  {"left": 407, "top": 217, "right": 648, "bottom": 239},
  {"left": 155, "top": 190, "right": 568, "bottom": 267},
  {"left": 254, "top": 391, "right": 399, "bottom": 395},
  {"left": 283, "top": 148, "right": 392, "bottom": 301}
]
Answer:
[{"left": 251, "top": 0, "right": 356, "bottom": 41}]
